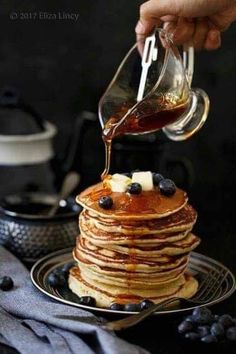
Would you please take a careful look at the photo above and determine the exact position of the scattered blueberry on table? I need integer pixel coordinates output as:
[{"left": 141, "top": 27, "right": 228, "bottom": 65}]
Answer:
[
  {"left": 0, "top": 276, "right": 14, "bottom": 291},
  {"left": 218, "top": 314, "right": 234, "bottom": 328},
  {"left": 178, "top": 306, "right": 236, "bottom": 343},
  {"left": 192, "top": 306, "right": 214, "bottom": 324},
  {"left": 226, "top": 326, "right": 236, "bottom": 341},
  {"left": 178, "top": 320, "right": 194, "bottom": 334}
]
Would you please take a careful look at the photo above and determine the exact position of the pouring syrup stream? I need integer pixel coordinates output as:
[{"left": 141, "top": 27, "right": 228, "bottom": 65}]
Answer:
[{"left": 101, "top": 98, "right": 188, "bottom": 180}]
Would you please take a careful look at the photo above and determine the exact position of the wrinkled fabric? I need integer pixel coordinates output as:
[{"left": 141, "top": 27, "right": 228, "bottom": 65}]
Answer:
[{"left": 0, "top": 246, "right": 149, "bottom": 354}]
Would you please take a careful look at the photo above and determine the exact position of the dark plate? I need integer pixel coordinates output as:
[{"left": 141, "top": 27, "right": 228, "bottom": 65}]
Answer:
[{"left": 31, "top": 248, "right": 236, "bottom": 315}]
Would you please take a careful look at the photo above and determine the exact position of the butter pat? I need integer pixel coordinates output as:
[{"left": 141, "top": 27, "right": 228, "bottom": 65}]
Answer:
[
  {"left": 108, "top": 174, "right": 132, "bottom": 193},
  {"left": 132, "top": 171, "right": 153, "bottom": 191}
]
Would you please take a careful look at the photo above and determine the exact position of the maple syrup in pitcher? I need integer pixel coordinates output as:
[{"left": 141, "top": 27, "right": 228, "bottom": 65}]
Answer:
[{"left": 101, "top": 94, "right": 188, "bottom": 179}]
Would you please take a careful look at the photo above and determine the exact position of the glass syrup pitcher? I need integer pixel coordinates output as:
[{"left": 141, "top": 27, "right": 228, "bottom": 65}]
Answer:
[{"left": 99, "top": 27, "right": 209, "bottom": 142}]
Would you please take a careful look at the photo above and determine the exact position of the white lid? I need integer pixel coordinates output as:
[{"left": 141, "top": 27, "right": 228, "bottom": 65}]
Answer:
[{"left": 0, "top": 121, "right": 57, "bottom": 165}]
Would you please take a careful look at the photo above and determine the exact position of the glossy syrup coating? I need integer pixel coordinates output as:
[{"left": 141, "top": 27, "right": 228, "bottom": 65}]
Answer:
[{"left": 77, "top": 182, "right": 187, "bottom": 220}]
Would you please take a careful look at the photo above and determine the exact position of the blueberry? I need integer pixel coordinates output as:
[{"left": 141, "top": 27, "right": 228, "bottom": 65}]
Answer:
[
  {"left": 185, "top": 315, "right": 194, "bottom": 323},
  {"left": 48, "top": 272, "right": 66, "bottom": 287},
  {"left": 153, "top": 173, "right": 164, "bottom": 186},
  {"left": 192, "top": 307, "right": 214, "bottom": 325},
  {"left": 124, "top": 303, "right": 139, "bottom": 312},
  {"left": 197, "top": 325, "right": 210, "bottom": 337},
  {"left": 0, "top": 276, "right": 14, "bottom": 291},
  {"left": 178, "top": 320, "right": 194, "bottom": 334},
  {"left": 98, "top": 196, "right": 113, "bottom": 209},
  {"left": 184, "top": 332, "right": 200, "bottom": 340},
  {"left": 52, "top": 268, "right": 67, "bottom": 278},
  {"left": 61, "top": 262, "right": 74, "bottom": 276},
  {"left": 127, "top": 183, "right": 142, "bottom": 195},
  {"left": 110, "top": 303, "right": 124, "bottom": 311},
  {"left": 214, "top": 314, "right": 220, "bottom": 321},
  {"left": 140, "top": 299, "right": 154, "bottom": 310},
  {"left": 226, "top": 326, "right": 236, "bottom": 341},
  {"left": 218, "top": 314, "right": 234, "bottom": 328},
  {"left": 159, "top": 179, "right": 176, "bottom": 196},
  {"left": 210, "top": 322, "right": 224, "bottom": 337},
  {"left": 79, "top": 296, "right": 96, "bottom": 307},
  {"left": 201, "top": 334, "right": 218, "bottom": 343}
]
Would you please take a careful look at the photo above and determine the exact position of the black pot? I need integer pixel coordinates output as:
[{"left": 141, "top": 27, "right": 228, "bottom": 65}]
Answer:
[{"left": 0, "top": 193, "right": 81, "bottom": 263}]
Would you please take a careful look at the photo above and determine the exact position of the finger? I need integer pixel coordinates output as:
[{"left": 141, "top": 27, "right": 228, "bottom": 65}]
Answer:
[
  {"left": 192, "top": 18, "right": 209, "bottom": 51},
  {"left": 135, "top": 18, "right": 157, "bottom": 38},
  {"left": 160, "top": 15, "right": 178, "bottom": 23},
  {"left": 170, "top": 18, "right": 195, "bottom": 46},
  {"left": 135, "top": 0, "right": 230, "bottom": 38},
  {"left": 136, "top": 0, "right": 180, "bottom": 37},
  {"left": 204, "top": 30, "right": 221, "bottom": 50},
  {"left": 136, "top": 35, "right": 146, "bottom": 56},
  {"left": 163, "top": 20, "right": 177, "bottom": 36}
]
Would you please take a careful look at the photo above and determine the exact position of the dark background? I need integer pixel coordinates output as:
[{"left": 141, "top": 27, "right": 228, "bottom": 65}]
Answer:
[
  {"left": 0, "top": 2, "right": 236, "bottom": 352},
  {"left": 0, "top": 2, "right": 235, "bottom": 270},
  {"left": 0, "top": 1, "right": 236, "bottom": 266}
]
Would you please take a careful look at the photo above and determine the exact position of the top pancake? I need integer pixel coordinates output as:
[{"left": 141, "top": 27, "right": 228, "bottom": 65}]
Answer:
[{"left": 77, "top": 182, "right": 188, "bottom": 220}]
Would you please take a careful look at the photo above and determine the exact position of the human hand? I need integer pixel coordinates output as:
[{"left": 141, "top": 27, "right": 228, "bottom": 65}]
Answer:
[{"left": 136, "top": 0, "right": 236, "bottom": 50}]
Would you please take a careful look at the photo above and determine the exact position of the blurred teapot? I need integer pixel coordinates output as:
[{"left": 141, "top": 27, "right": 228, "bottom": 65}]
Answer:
[
  {"left": 0, "top": 87, "right": 96, "bottom": 196},
  {"left": 0, "top": 87, "right": 57, "bottom": 196}
]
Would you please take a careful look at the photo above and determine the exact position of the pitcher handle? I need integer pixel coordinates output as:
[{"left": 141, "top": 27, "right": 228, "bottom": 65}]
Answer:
[
  {"left": 162, "top": 41, "right": 209, "bottom": 141},
  {"left": 182, "top": 43, "right": 194, "bottom": 87}
]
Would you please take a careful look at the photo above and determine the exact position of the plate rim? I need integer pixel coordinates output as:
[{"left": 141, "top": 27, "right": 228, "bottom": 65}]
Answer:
[{"left": 30, "top": 248, "right": 236, "bottom": 315}]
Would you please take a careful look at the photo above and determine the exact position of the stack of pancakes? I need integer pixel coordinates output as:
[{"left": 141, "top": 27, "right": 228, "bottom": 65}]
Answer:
[{"left": 69, "top": 181, "right": 200, "bottom": 308}]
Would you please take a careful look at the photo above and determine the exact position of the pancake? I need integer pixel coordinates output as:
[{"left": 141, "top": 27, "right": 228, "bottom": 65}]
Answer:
[
  {"left": 69, "top": 267, "right": 198, "bottom": 308},
  {"left": 81, "top": 204, "right": 197, "bottom": 235},
  {"left": 77, "top": 182, "right": 188, "bottom": 220},
  {"left": 86, "top": 233, "right": 200, "bottom": 257},
  {"left": 74, "top": 244, "right": 189, "bottom": 271},
  {"left": 76, "top": 258, "right": 188, "bottom": 287},
  {"left": 69, "top": 175, "right": 200, "bottom": 308}
]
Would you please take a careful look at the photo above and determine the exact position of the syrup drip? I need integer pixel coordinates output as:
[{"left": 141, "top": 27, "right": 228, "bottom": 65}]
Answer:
[
  {"left": 101, "top": 138, "right": 112, "bottom": 181},
  {"left": 99, "top": 96, "right": 188, "bottom": 301}
]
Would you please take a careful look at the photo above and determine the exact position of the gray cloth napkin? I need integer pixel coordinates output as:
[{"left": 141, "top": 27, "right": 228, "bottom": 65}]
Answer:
[{"left": 0, "top": 246, "right": 149, "bottom": 354}]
